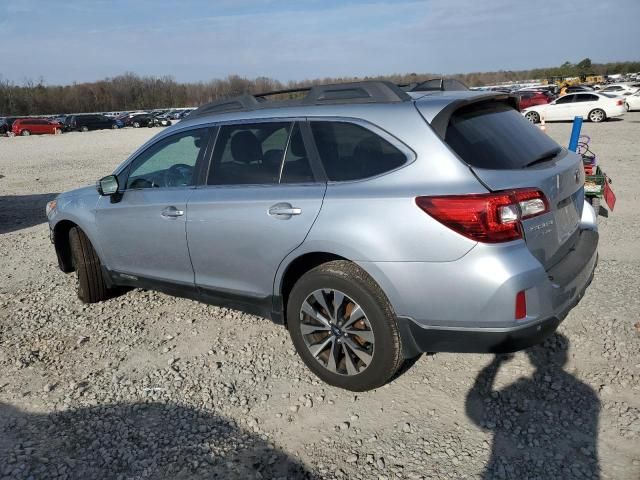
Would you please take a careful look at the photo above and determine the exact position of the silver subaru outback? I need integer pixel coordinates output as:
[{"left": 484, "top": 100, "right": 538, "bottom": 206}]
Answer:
[{"left": 47, "top": 81, "right": 598, "bottom": 391}]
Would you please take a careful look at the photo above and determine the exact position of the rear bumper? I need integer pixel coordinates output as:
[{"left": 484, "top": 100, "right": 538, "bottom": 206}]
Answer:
[{"left": 397, "top": 245, "right": 596, "bottom": 355}]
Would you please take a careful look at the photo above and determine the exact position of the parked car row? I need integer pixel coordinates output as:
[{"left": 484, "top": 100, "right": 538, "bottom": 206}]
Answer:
[{"left": 0, "top": 109, "right": 185, "bottom": 137}]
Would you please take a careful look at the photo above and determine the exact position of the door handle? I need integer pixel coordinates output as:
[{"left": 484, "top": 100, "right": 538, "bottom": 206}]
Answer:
[
  {"left": 268, "top": 203, "right": 302, "bottom": 218},
  {"left": 161, "top": 206, "right": 184, "bottom": 218}
]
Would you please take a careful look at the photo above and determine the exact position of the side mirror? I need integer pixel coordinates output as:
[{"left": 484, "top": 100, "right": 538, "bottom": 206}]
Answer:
[{"left": 97, "top": 175, "right": 119, "bottom": 196}]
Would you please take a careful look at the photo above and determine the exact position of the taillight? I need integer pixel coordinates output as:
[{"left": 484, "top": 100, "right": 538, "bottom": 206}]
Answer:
[
  {"left": 616, "top": 100, "right": 624, "bottom": 106},
  {"left": 415, "top": 189, "right": 549, "bottom": 243}
]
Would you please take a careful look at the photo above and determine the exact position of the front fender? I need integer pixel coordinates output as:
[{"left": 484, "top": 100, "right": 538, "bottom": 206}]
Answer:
[{"left": 50, "top": 193, "right": 103, "bottom": 263}]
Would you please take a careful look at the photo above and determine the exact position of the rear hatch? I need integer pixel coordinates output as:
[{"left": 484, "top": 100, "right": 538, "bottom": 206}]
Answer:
[{"left": 426, "top": 99, "right": 584, "bottom": 270}]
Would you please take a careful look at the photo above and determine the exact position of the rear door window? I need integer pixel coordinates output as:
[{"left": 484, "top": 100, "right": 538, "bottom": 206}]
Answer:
[
  {"left": 310, "top": 121, "right": 406, "bottom": 181},
  {"left": 207, "top": 122, "right": 291, "bottom": 185},
  {"left": 281, "top": 124, "right": 315, "bottom": 184},
  {"left": 575, "top": 94, "right": 599, "bottom": 102},
  {"left": 444, "top": 102, "right": 562, "bottom": 170}
]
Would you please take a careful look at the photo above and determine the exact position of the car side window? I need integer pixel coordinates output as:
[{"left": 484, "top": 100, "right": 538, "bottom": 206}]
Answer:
[
  {"left": 280, "top": 124, "right": 315, "bottom": 184},
  {"left": 126, "top": 128, "right": 208, "bottom": 189},
  {"left": 207, "top": 122, "right": 291, "bottom": 185},
  {"left": 310, "top": 121, "right": 406, "bottom": 181},
  {"left": 576, "top": 94, "right": 599, "bottom": 102},
  {"left": 555, "top": 95, "right": 575, "bottom": 104}
]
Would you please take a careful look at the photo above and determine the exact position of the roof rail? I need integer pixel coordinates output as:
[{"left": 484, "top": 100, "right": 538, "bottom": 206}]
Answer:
[{"left": 188, "top": 80, "right": 411, "bottom": 118}]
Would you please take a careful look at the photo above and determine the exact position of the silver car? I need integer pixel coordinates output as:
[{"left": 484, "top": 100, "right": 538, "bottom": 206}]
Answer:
[{"left": 47, "top": 81, "right": 598, "bottom": 391}]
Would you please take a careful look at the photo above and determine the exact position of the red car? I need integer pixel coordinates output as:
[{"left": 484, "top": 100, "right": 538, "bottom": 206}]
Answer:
[
  {"left": 516, "top": 91, "right": 552, "bottom": 110},
  {"left": 11, "top": 118, "right": 62, "bottom": 136}
]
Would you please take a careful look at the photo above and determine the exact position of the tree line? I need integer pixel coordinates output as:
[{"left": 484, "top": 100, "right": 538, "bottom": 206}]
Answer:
[{"left": 1, "top": 59, "right": 638, "bottom": 116}]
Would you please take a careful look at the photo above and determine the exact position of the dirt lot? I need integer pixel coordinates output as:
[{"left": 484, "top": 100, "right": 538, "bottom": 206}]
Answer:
[{"left": 1, "top": 116, "right": 639, "bottom": 480}]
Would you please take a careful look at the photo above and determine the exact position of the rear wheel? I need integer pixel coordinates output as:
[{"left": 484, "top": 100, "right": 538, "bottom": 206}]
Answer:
[
  {"left": 133, "top": 122, "right": 140, "bottom": 128},
  {"left": 589, "top": 108, "right": 606, "bottom": 123},
  {"left": 287, "top": 260, "right": 404, "bottom": 391},
  {"left": 525, "top": 111, "right": 540, "bottom": 123},
  {"left": 54, "top": 128, "right": 62, "bottom": 135},
  {"left": 111, "top": 123, "right": 118, "bottom": 129},
  {"left": 69, "top": 227, "right": 110, "bottom": 303},
  {"left": 81, "top": 126, "right": 89, "bottom": 132},
  {"left": 21, "top": 130, "right": 31, "bottom": 136}
]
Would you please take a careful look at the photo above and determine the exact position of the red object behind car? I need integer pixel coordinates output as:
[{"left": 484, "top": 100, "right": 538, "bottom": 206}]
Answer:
[
  {"left": 11, "top": 118, "right": 61, "bottom": 136},
  {"left": 517, "top": 91, "right": 551, "bottom": 110}
]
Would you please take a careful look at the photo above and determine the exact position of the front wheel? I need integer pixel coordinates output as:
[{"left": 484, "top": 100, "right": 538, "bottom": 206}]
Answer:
[
  {"left": 21, "top": 130, "right": 31, "bottom": 136},
  {"left": 133, "top": 122, "right": 140, "bottom": 128},
  {"left": 69, "top": 227, "right": 111, "bottom": 303},
  {"left": 589, "top": 108, "right": 606, "bottom": 123},
  {"left": 287, "top": 260, "right": 404, "bottom": 391},
  {"left": 81, "top": 126, "right": 89, "bottom": 132},
  {"left": 525, "top": 111, "right": 540, "bottom": 123},
  {"left": 111, "top": 123, "right": 118, "bottom": 129}
]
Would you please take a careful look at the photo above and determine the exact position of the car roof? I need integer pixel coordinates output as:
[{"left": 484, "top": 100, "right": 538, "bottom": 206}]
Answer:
[{"left": 174, "top": 84, "right": 509, "bottom": 130}]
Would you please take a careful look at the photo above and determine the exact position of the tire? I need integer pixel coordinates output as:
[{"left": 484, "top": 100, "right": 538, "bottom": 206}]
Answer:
[
  {"left": 111, "top": 123, "right": 118, "bottom": 129},
  {"left": 81, "top": 126, "right": 89, "bottom": 132},
  {"left": 69, "top": 227, "right": 110, "bottom": 303},
  {"left": 588, "top": 108, "right": 606, "bottom": 123},
  {"left": 54, "top": 128, "right": 62, "bottom": 135},
  {"left": 525, "top": 111, "right": 540, "bottom": 123},
  {"left": 626, "top": 102, "right": 630, "bottom": 112},
  {"left": 588, "top": 197, "right": 601, "bottom": 215},
  {"left": 287, "top": 260, "right": 404, "bottom": 391},
  {"left": 21, "top": 130, "right": 31, "bottom": 136},
  {"left": 133, "top": 122, "right": 140, "bottom": 128}
]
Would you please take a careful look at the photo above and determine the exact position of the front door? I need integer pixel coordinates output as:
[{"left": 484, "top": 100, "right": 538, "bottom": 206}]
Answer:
[
  {"left": 546, "top": 94, "right": 575, "bottom": 120},
  {"left": 187, "top": 121, "right": 325, "bottom": 307},
  {"left": 96, "top": 127, "right": 212, "bottom": 286}
]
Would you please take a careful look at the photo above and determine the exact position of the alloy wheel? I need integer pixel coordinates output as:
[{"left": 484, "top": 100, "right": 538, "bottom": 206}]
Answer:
[
  {"left": 299, "top": 289, "right": 375, "bottom": 376},
  {"left": 590, "top": 110, "right": 604, "bottom": 122},
  {"left": 525, "top": 112, "right": 539, "bottom": 123}
]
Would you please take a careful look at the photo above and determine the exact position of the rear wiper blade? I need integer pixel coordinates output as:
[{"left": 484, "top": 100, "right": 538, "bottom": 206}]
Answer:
[{"left": 524, "top": 148, "right": 562, "bottom": 168}]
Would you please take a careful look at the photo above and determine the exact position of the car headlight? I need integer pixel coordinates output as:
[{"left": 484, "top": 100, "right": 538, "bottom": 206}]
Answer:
[{"left": 46, "top": 199, "right": 57, "bottom": 217}]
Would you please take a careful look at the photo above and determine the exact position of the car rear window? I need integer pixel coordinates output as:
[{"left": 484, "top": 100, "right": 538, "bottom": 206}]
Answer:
[{"left": 444, "top": 102, "right": 561, "bottom": 170}]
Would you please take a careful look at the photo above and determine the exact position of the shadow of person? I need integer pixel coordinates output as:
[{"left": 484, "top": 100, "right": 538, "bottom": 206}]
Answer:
[
  {"left": 466, "top": 333, "right": 600, "bottom": 479},
  {"left": 0, "top": 401, "right": 314, "bottom": 479}
]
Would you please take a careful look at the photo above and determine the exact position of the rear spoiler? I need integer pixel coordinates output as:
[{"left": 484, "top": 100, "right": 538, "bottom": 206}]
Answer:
[{"left": 429, "top": 93, "right": 520, "bottom": 139}]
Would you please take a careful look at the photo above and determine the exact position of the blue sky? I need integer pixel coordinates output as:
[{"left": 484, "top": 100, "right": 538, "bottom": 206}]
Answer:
[{"left": 0, "top": 0, "right": 639, "bottom": 85}]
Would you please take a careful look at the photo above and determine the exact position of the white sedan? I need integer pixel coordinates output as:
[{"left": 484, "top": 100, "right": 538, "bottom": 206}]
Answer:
[
  {"left": 522, "top": 92, "right": 626, "bottom": 123},
  {"left": 625, "top": 91, "right": 640, "bottom": 111},
  {"left": 599, "top": 83, "right": 639, "bottom": 96}
]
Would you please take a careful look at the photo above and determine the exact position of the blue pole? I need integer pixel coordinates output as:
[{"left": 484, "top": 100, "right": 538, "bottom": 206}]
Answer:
[{"left": 568, "top": 116, "right": 583, "bottom": 152}]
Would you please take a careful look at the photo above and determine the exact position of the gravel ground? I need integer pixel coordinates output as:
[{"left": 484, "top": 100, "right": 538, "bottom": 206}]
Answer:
[{"left": 1, "top": 117, "right": 639, "bottom": 480}]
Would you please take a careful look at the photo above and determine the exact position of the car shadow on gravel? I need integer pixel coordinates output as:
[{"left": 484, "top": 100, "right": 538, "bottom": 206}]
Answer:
[
  {"left": 0, "top": 401, "right": 315, "bottom": 480},
  {"left": 0, "top": 193, "right": 58, "bottom": 234},
  {"left": 465, "top": 333, "right": 601, "bottom": 479}
]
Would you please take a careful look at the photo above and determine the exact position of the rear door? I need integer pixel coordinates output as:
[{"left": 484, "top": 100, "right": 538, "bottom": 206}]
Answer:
[
  {"left": 440, "top": 101, "right": 584, "bottom": 269},
  {"left": 571, "top": 93, "right": 599, "bottom": 118},
  {"left": 187, "top": 120, "right": 325, "bottom": 305}
]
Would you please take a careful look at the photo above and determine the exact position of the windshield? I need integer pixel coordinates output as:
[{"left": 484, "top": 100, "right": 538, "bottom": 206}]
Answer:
[{"left": 445, "top": 102, "right": 562, "bottom": 170}]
